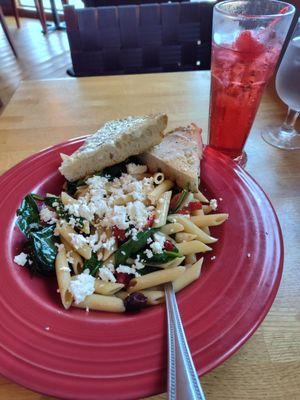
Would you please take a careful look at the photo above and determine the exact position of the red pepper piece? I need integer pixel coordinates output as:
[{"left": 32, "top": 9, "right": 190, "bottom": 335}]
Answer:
[
  {"left": 112, "top": 226, "right": 127, "bottom": 242},
  {"left": 177, "top": 208, "right": 190, "bottom": 215},
  {"left": 145, "top": 214, "right": 155, "bottom": 229},
  {"left": 187, "top": 201, "right": 202, "bottom": 211},
  {"left": 115, "top": 272, "right": 134, "bottom": 288},
  {"left": 170, "top": 193, "right": 181, "bottom": 211},
  {"left": 164, "top": 240, "right": 174, "bottom": 251}
]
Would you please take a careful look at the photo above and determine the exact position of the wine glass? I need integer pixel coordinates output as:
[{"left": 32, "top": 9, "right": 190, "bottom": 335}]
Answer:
[{"left": 262, "top": 17, "right": 300, "bottom": 149}]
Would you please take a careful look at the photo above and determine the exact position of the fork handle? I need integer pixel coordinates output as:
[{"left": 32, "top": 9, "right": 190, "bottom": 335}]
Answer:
[{"left": 164, "top": 282, "right": 206, "bottom": 400}]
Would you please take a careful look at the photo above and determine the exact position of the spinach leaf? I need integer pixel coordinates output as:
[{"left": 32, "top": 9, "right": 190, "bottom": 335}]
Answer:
[
  {"left": 139, "top": 250, "right": 181, "bottom": 265},
  {"left": 66, "top": 179, "right": 86, "bottom": 196},
  {"left": 29, "top": 225, "right": 58, "bottom": 276},
  {"left": 17, "top": 194, "right": 41, "bottom": 237},
  {"left": 83, "top": 252, "right": 102, "bottom": 277},
  {"left": 115, "top": 228, "right": 157, "bottom": 266}
]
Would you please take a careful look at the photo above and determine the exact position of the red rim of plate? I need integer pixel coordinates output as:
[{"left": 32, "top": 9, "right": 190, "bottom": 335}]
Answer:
[{"left": 0, "top": 138, "right": 283, "bottom": 400}]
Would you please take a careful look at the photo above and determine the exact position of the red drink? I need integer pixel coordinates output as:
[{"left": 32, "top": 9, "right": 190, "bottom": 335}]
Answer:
[{"left": 209, "top": 31, "right": 280, "bottom": 159}]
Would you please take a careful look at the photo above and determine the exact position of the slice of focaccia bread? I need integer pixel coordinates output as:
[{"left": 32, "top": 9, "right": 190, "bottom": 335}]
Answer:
[
  {"left": 139, "top": 124, "right": 203, "bottom": 192},
  {"left": 59, "top": 114, "right": 168, "bottom": 181}
]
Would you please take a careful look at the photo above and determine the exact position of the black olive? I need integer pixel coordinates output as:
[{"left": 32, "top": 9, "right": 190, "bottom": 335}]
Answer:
[{"left": 124, "top": 292, "right": 147, "bottom": 312}]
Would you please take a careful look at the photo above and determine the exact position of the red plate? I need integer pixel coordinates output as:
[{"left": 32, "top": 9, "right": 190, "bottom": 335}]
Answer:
[{"left": 0, "top": 140, "right": 283, "bottom": 400}]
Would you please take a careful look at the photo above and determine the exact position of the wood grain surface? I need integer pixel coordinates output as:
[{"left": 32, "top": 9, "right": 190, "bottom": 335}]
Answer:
[{"left": 0, "top": 71, "right": 299, "bottom": 400}]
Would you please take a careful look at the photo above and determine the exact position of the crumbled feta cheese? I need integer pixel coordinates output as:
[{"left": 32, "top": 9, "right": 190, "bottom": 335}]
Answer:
[
  {"left": 69, "top": 270, "right": 95, "bottom": 304},
  {"left": 150, "top": 232, "right": 165, "bottom": 254},
  {"left": 99, "top": 267, "right": 116, "bottom": 283},
  {"left": 126, "top": 201, "right": 150, "bottom": 230},
  {"left": 105, "top": 262, "right": 115, "bottom": 272},
  {"left": 69, "top": 233, "right": 88, "bottom": 250},
  {"left": 130, "top": 228, "right": 138, "bottom": 241},
  {"left": 116, "top": 265, "right": 136, "bottom": 275},
  {"left": 145, "top": 249, "right": 153, "bottom": 258},
  {"left": 40, "top": 206, "right": 57, "bottom": 224},
  {"left": 210, "top": 199, "right": 218, "bottom": 211},
  {"left": 133, "top": 256, "right": 145, "bottom": 270},
  {"left": 102, "top": 237, "right": 116, "bottom": 251},
  {"left": 14, "top": 252, "right": 28, "bottom": 266},
  {"left": 147, "top": 237, "right": 153, "bottom": 244},
  {"left": 126, "top": 163, "right": 147, "bottom": 175}
]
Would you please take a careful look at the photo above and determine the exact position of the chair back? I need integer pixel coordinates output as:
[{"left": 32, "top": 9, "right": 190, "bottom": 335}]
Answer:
[
  {"left": 64, "top": 1, "right": 216, "bottom": 77},
  {"left": 83, "top": 0, "right": 189, "bottom": 7}
]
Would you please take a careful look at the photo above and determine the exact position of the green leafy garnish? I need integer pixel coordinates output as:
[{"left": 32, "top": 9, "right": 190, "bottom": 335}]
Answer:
[
  {"left": 83, "top": 252, "right": 102, "bottom": 277},
  {"left": 17, "top": 194, "right": 41, "bottom": 236},
  {"left": 139, "top": 250, "right": 181, "bottom": 265},
  {"left": 115, "top": 228, "right": 157, "bottom": 266},
  {"left": 29, "top": 225, "right": 58, "bottom": 276}
]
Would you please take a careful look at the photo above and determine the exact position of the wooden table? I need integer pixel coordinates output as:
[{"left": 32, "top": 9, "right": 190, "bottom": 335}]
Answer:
[{"left": 0, "top": 71, "right": 299, "bottom": 400}]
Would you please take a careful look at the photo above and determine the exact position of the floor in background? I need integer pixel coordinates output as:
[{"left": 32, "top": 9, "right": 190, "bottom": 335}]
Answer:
[{"left": 0, "top": 17, "right": 71, "bottom": 110}]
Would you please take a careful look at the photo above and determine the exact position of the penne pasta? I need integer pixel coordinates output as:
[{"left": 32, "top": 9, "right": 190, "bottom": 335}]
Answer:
[
  {"left": 57, "top": 222, "right": 92, "bottom": 260},
  {"left": 160, "top": 222, "right": 184, "bottom": 235},
  {"left": 55, "top": 245, "right": 73, "bottom": 309},
  {"left": 140, "top": 290, "right": 165, "bottom": 305},
  {"left": 60, "top": 237, "right": 83, "bottom": 275},
  {"left": 74, "top": 294, "right": 125, "bottom": 313},
  {"left": 185, "top": 254, "right": 197, "bottom": 265},
  {"left": 156, "top": 256, "right": 185, "bottom": 269},
  {"left": 153, "top": 172, "right": 165, "bottom": 185},
  {"left": 127, "top": 266, "right": 185, "bottom": 293},
  {"left": 167, "top": 214, "right": 218, "bottom": 244},
  {"left": 115, "top": 291, "right": 129, "bottom": 301},
  {"left": 148, "top": 179, "right": 174, "bottom": 205},
  {"left": 194, "top": 191, "right": 209, "bottom": 203},
  {"left": 173, "top": 258, "right": 204, "bottom": 293},
  {"left": 94, "top": 280, "right": 124, "bottom": 296},
  {"left": 192, "top": 209, "right": 210, "bottom": 235},
  {"left": 153, "top": 190, "right": 172, "bottom": 228},
  {"left": 176, "top": 240, "right": 212, "bottom": 255},
  {"left": 175, "top": 232, "right": 197, "bottom": 243},
  {"left": 191, "top": 213, "right": 229, "bottom": 228}
]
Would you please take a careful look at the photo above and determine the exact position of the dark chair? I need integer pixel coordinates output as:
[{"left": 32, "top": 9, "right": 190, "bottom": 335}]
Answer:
[
  {"left": 64, "top": 1, "right": 215, "bottom": 77},
  {"left": 83, "top": 0, "right": 189, "bottom": 8},
  {"left": 0, "top": 5, "right": 18, "bottom": 57}
]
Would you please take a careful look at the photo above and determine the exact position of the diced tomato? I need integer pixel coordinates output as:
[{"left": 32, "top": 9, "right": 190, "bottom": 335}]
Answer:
[
  {"left": 145, "top": 214, "right": 155, "bottom": 229},
  {"left": 115, "top": 272, "right": 134, "bottom": 288},
  {"left": 187, "top": 201, "right": 202, "bottom": 211},
  {"left": 170, "top": 193, "right": 181, "bottom": 211},
  {"left": 164, "top": 240, "right": 174, "bottom": 251},
  {"left": 112, "top": 226, "right": 127, "bottom": 242},
  {"left": 177, "top": 208, "right": 190, "bottom": 215}
]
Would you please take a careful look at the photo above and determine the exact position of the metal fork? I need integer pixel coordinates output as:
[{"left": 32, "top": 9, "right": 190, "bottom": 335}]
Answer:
[{"left": 164, "top": 282, "right": 206, "bottom": 400}]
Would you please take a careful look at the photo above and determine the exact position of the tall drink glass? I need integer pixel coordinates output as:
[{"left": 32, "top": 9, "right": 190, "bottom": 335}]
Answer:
[{"left": 208, "top": 0, "right": 295, "bottom": 166}]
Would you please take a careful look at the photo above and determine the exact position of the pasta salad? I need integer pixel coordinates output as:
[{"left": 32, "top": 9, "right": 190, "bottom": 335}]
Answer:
[{"left": 14, "top": 158, "right": 228, "bottom": 313}]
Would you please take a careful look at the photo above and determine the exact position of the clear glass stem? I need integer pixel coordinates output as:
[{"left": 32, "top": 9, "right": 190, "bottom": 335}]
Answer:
[{"left": 282, "top": 108, "right": 300, "bottom": 132}]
